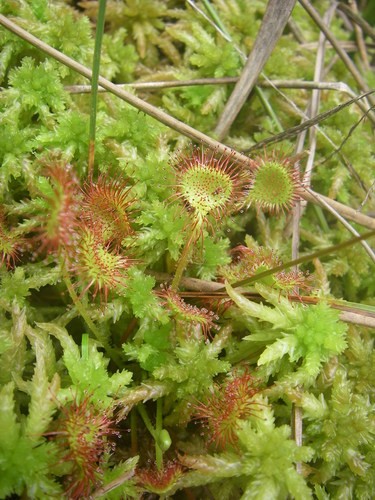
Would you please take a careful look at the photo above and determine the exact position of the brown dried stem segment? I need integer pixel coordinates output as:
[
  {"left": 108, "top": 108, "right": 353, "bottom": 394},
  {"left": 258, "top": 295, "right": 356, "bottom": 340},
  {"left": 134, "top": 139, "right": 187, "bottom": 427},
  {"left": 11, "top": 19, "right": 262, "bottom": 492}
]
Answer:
[
  {"left": 299, "top": 0, "right": 375, "bottom": 113},
  {"left": 214, "top": 0, "right": 297, "bottom": 140}
]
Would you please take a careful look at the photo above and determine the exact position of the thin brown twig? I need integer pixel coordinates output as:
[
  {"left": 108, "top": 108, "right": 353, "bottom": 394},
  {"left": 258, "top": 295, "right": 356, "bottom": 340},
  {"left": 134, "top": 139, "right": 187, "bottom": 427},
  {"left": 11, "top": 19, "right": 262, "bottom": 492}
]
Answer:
[
  {"left": 91, "top": 470, "right": 135, "bottom": 498},
  {"left": 305, "top": 187, "right": 375, "bottom": 263},
  {"left": 302, "top": 189, "right": 375, "bottom": 230},
  {"left": 244, "top": 89, "right": 375, "bottom": 153},
  {"left": 287, "top": 16, "right": 306, "bottom": 43},
  {"left": 300, "top": 40, "right": 375, "bottom": 51},
  {"left": 63, "top": 78, "right": 366, "bottom": 98},
  {"left": 349, "top": 0, "right": 370, "bottom": 71},
  {"left": 288, "top": 3, "right": 333, "bottom": 449},
  {"left": 303, "top": 4, "right": 337, "bottom": 188},
  {"left": 339, "top": 311, "right": 375, "bottom": 327},
  {"left": 181, "top": 0, "right": 375, "bottom": 184},
  {"left": 337, "top": 2, "right": 375, "bottom": 41},
  {"left": 299, "top": 0, "right": 375, "bottom": 112},
  {"left": 214, "top": 0, "right": 297, "bottom": 140},
  {"left": 150, "top": 273, "right": 375, "bottom": 327}
]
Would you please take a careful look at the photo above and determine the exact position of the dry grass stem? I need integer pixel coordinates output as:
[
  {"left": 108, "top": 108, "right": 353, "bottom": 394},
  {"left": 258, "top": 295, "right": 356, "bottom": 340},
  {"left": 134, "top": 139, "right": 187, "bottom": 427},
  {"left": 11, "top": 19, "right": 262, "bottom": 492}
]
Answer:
[
  {"left": 214, "top": 0, "right": 297, "bottom": 139},
  {"left": 299, "top": 0, "right": 375, "bottom": 113}
]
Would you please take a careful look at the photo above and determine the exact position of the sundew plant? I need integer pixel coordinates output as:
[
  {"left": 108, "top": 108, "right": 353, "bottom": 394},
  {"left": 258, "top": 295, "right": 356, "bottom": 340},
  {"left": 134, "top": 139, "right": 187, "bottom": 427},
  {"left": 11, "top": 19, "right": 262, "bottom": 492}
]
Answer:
[{"left": 0, "top": 0, "right": 375, "bottom": 498}]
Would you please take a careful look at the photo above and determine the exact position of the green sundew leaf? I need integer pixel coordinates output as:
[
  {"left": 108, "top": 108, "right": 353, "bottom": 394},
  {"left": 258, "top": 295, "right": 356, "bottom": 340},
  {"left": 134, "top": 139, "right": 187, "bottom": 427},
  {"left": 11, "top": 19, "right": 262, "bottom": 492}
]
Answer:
[
  {"left": 226, "top": 281, "right": 289, "bottom": 329},
  {"left": 0, "top": 382, "right": 19, "bottom": 450},
  {"left": 153, "top": 333, "right": 231, "bottom": 399},
  {"left": 124, "top": 268, "right": 168, "bottom": 322},
  {"left": 195, "top": 236, "right": 231, "bottom": 281},
  {"left": 38, "top": 323, "right": 132, "bottom": 407},
  {"left": 102, "top": 28, "right": 138, "bottom": 82},
  {"left": 236, "top": 421, "right": 314, "bottom": 500},
  {"left": 0, "top": 382, "right": 62, "bottom": 498},
  {"left": 257, "top": 335, "right": 297, "bottom": 366},
  {"left": 0, "top": 304, "right": 27, "bottom": 384},
  {"left": 7, "top": 57, "right": 68, "bottom": 117},
  {"left": 135, "top": 200, "right": 186, "bottom": 262},
  {"left": 100, "top": 456, "right": 140, "bottom": 499}
]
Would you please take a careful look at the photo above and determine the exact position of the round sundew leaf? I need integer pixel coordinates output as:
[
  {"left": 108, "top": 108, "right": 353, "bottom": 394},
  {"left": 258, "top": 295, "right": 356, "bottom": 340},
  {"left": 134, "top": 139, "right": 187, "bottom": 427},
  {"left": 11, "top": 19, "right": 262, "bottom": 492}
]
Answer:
[
  {"left": 247, "top": 152, "right": 302, "bottom": 213},
  {"left": 179, "top": 164, "right": 233, "bottom": 219},
  {"left": 172, "top": 148, "right": 250, "bottom": 228}
]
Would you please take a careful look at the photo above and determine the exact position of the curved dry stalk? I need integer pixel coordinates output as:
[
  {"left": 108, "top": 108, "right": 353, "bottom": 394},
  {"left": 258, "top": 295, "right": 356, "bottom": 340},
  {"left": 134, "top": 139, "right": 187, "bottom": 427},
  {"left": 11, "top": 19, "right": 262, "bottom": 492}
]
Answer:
[
  {"left": 337, "top": 2, "right": 375, "bottom": 41},
  {"left": 303, "top": 189, "right": 375, "bottom": 230},
  {"left": 305, "top": 187, "right": 375, "bottom": 263},
  {"left": 303, "top": 3, "right": 337, "bottom": 187},
  {"left": 339, "top": 311, "right": 375, "bottom": 328},
  {"left": 214, "top": 0, "right": 297, "bottom": 140},
  {"left": 245, "top": 89, "right": 375, "bottom": 153},
  {"left": 150, "top": 272, "right": 375, "bottom": 328},
  {"left": 349, "top": 0, "right": 370, "bottom": 71},
  {"left": 300, "top": 40, "right": 375, "bottom": 51},
  {"left": 291, "top": 405, "right": 303, "bottom": 473},
  {"left": 64, "top": 78, "right": 367, "bottom": 95},
  {"left": 299, "top": 0, "right": 375, "bottom": 113}
]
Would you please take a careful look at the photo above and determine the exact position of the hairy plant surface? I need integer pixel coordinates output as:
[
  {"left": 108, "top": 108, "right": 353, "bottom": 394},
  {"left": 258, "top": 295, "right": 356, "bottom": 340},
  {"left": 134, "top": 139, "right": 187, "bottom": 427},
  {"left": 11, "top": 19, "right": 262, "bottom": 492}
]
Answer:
[{"left": 0, "top": 0, "right": 374, "bottom": 498}]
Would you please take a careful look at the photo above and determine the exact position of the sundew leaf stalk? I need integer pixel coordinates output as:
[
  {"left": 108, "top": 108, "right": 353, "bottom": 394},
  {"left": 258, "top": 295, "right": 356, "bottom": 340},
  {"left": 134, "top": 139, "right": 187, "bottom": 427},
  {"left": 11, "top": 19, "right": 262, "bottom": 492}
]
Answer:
[{"left": 171, "top": 147, "right": 250, "bottom": 289}]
